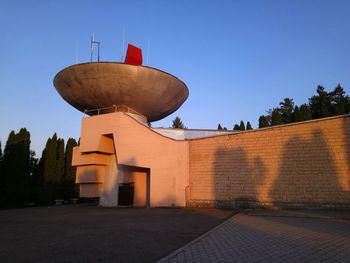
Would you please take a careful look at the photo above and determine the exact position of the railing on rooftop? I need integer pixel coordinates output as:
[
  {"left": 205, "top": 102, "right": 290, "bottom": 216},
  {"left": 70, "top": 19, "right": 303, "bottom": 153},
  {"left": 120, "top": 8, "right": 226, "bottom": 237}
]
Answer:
[{"left": 83, "top": 105, "right": 142, "bottom": 117}]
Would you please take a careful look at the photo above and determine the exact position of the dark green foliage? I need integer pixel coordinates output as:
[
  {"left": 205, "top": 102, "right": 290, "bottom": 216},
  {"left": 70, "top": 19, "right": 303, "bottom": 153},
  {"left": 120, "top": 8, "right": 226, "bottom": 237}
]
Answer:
[
  {"left": 233, "top": 124, "right": 240, "bottom": 130},
  {"left": 258, "top": 84, "right": 349, "bottom": 128},
  {"left": 271, "top": 109, "right": 283, "bottom": 126},
  {"left": 0, "top": 129, "right": 78, "bottom": 207},
  {"left": 309, "top": 85, "right": 331, "bottom": 119},
  {"left": 64, "top": 138, "right": 78, "bottom": 199},
  {"left": 246, "top": 121, "right": 253, "bottom": 130},
  {"left": 258, "top": 115, "right": 269, "bottom": 128},
  {"left": 279, "top": 98, "right": 294, "bottom": 124},
  {"left": 291, "top": 106, "right": 302, "bottom": 123},
  {"left": 0, "top": 129, "right": 31, "bottom": 207},
  {"left": 56, "top": 139, "right": 65, "bottom": 183},
  {"left": 42, "top": 134, "right": 66, "bottom": 201},
  {"left": 239, "top": 120, "right": 245, "bottom": 131},
  {"left": 172, "top": 116, "right": 186, "bottom": 129},
  {"left": 31, "top": 148, "right": 46, "bottom": 205},
  {"left": 329, "top": 84, "right": 350, "bottom": 115},
  {"left": 299, "top": 104, "right": 312, "bottom": 121},
  {"left": 217, "top": 124, "right": 223, "bottom": 130},
  {"left": 44, "top": 133, "right": 58, "bottom": 184}
]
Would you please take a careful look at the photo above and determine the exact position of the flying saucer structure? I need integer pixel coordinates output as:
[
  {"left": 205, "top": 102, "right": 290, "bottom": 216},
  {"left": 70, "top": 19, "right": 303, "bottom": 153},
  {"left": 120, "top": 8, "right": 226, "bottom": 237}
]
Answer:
[
  {"left": 53, "top": 43, "right": 192, "bottom": 207},
  {"left": 53, "top": 62, "right": 189, "bottom": 122}
]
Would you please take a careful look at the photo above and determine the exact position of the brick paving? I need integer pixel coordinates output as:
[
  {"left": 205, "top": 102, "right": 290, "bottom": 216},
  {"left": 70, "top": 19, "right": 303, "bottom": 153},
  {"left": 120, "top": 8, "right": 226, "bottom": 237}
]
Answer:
[{"left": 158, "top": 210, "right": 350, "bottom": 263}]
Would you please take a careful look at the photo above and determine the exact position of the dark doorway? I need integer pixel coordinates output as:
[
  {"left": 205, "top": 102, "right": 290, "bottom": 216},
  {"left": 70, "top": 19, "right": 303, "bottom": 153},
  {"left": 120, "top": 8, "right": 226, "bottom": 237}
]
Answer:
[{"left": 118, "top": 183, "right": 134, "bottom": 206}]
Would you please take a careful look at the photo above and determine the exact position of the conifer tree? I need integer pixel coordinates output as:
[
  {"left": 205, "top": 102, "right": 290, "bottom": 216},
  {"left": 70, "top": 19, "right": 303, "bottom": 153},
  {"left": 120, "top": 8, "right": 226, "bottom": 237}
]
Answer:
[
  {"left": 42, "top": 133, "right": 60, "bottom": 201},
  {"left": 246, "top": 121, "right": 252, "bottom": 130},
  {"left": 329, "top": 84, "right": 350, "bottom": 115},
  {"left": 172, "top": 116, "right": 186, "bottom": 129},
  {"left": 233, "top": 124, "right": 240, "bottom": 130},
  {"left": 279, "top": 98, "right": 294, "bottom": 124},
  {"left": 31, "top": 148, "right": 46, "bottom": 204},
  {"left": 64, "top": 138, "right": 78, "bottom": 199},
  {"left": 54, "top": 138, "right": 65, "bottom": 199},
  {"left": 291, "top": 106, "right": 302, "bottom": 123},
  {"left": 56, "top": 138, "right": 65, "bottom": 183},
  {"left": 239, "top": 120, "right": 245, "bottom": 131},
  {"left": 299, "top": 104, "right": 312, "bottom": 121},
  {"left": 217, "top": 124, "right": 223, "bottom": 130},
  {"left": 44, "top": 134, "right": 58, "bottom": 184},
  {"left": 258, "top": 115, "right": 269, "bottom": 128},
  {"left": 309, "top": 85, "right": 331, "bottom": 119},
  {"left": 271, "top": 109, "right": 283, "bottom": 126},
  {"left": 0, "top": 129, "right": 31, "bottom": 207}
]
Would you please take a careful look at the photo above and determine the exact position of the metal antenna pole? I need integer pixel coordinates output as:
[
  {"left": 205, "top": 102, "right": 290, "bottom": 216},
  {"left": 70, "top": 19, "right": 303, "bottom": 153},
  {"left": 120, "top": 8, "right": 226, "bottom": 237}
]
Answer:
[
  {"left": 90, "top": 34, "right": 93, "bottom": 62},
  {"left": 97, "top": 42, "right": 100, "bottom": 62},
  {"left": 90, "top": 33, "right": 101, "bottom": 62},
  {"left": 122, "top": 27, "right": 125, "bottom": 62}
]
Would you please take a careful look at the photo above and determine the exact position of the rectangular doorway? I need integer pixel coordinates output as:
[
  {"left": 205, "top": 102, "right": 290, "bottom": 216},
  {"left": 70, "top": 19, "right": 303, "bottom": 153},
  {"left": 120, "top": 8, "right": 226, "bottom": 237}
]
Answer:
[
  {"left": 118, "top": 183, "right": 134, "bottom": 206},
  {"left": 131, "top": 167, "right": 150, "bottom": 208}
]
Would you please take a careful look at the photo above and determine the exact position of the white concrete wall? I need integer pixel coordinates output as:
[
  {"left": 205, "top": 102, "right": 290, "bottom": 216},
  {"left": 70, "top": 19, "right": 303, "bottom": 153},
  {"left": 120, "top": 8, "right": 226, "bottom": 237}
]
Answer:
[{"left": 153, "top": 128, "right": 234, "bottom": 140}]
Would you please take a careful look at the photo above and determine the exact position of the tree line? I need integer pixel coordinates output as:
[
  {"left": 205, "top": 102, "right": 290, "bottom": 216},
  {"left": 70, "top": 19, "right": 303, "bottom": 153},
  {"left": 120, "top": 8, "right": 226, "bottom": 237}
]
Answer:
[
  {"left": 258, "top": 84, "right": 349, "bottom": 128},
  {"left": 216, "top": 84, "right": 349, "bottom": 131},
  {"left": 0, "top": 129, "right": 78, "bottom": 208}
]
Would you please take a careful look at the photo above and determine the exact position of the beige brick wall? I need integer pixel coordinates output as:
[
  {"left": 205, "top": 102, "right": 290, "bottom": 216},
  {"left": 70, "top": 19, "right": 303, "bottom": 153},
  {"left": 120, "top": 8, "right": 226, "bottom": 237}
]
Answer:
[{"left": 189, "top": 115, "right": 350, "bottom": 208}]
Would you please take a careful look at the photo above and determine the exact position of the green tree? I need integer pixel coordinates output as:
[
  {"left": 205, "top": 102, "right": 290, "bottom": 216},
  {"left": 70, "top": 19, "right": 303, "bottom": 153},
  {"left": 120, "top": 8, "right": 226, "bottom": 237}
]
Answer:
[
  {"left": 43, "top": 134, "right": 58, "bottom": 184},
  {"left": 217, "top": 124, "right": 223, "bottom": 130},
  {"left": 309, "top": 85, "right": 331, "bottom": 119},
  {"left": 299, "top": 104, "right": 312, "bottom": 121},
  {"left": 42, "top": 133, "right": 66, "bottom": 202},
  {"left": 171, "top": 116, "right": 186, "bottom": 129},
  {"left": 258, "top": 115, "right": 269, "bottom": 128},
  {"left": 329, "top": 84, "right": 350, "bottom": 115},
  {"left": 291, "top": 106, "right": 302, "bottom": 123},
  {"left": 54, "top": 138, "right": 65, "bottom": 199},
  {"left": 279, "top": 98, "right": 294, "bottom": 124},
  {"left": 56, "top": 139, "right": 65, "bottom": 182},
  {"left": 271, "top": 109, "right": 283, "bottom": 126},
  {"left": 239, "top": 120, "right": 246, "bottom": 131},
  {"left": 246, "top": 121, "right": 252, "bottom": 130},
  {"left": 32, "top": 148, "right": 47, "bottom": 205},
  {"left": 0, "top": 129, "right": 31, "bottom": 207},
  {"left": 233, "top": 124, "right": 240, "bottom": 130},
  {"left": 64, "top": 138, "right": 78, "bottom": 199}
]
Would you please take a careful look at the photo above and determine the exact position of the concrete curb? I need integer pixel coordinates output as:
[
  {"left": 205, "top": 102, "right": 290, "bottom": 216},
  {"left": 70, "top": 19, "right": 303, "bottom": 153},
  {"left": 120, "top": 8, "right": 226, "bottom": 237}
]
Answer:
[{"left": 243, "top": 209, "right": 350, "bottom": 222}]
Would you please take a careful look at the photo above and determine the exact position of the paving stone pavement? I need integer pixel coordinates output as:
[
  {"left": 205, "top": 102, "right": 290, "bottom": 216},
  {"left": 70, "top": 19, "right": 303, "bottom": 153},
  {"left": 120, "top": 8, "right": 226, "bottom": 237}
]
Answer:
[{"left": 157, "top": 211, "right": 350, "bottom": 263}]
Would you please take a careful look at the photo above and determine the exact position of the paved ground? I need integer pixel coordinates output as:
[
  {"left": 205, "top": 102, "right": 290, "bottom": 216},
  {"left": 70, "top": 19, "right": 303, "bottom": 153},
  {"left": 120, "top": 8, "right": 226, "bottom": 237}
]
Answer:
[
  {"left": 158, "top": 209, "right": 350, "bottom": 263},
  {"left": 0, "top": 205, "right": 232, "bottom": 263}
]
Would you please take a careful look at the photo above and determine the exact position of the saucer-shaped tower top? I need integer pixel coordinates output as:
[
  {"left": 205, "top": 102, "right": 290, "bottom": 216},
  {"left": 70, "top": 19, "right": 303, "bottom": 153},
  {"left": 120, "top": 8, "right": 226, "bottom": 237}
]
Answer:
[{"left": 53, "top": 62, "right": 189, "bottom": 122}]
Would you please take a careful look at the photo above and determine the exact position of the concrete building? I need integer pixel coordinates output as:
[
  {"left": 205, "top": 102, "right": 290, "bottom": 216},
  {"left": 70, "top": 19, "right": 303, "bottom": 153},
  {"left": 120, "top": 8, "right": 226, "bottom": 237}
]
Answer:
[{"left": 54, "top": 61, "right": 350, "bottom": 209}]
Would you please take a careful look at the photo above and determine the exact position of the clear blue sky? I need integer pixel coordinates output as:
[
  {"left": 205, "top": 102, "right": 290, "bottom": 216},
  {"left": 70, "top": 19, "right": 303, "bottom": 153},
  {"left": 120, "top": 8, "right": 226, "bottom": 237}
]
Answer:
[{"left": 1, "top": 0, "right": 349, "bottom": 156}]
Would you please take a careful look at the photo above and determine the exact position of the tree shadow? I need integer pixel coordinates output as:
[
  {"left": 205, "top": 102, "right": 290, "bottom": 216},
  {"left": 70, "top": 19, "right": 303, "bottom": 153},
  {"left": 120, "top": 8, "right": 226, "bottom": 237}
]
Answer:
[
  {"left": 271, "top": 129, "right": 350, "bottom": 209},
  {"left": 343, "top": 118, "right": 350, "bottom": 188},
  {"left": 213, "top": 146, "right": 268, "bottom": 208},
  {"left": 211, "top": 125, "right": 350, "bottom": 209}
]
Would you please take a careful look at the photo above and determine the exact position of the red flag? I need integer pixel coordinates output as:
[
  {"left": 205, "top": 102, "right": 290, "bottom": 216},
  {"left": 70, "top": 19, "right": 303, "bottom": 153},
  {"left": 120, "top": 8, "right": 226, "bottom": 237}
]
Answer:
[{"left": 125, "top": 44, "right": 143, "bottom": 66}]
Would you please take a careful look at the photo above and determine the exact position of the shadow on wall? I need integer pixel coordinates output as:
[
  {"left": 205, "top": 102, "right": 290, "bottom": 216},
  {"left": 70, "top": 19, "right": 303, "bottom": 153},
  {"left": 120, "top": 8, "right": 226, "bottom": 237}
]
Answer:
[
  {"left": 213, "top": 147, "right": 267, "bottom": 207},
  {"left": 271, "top": 130, "right": 349, "bottom": 208},
  {"left": 213, "top": 128, "right": 350, "bottom": 209},
  {"left": 344, "top": 119, "right": 350, "bottom": 183}
]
